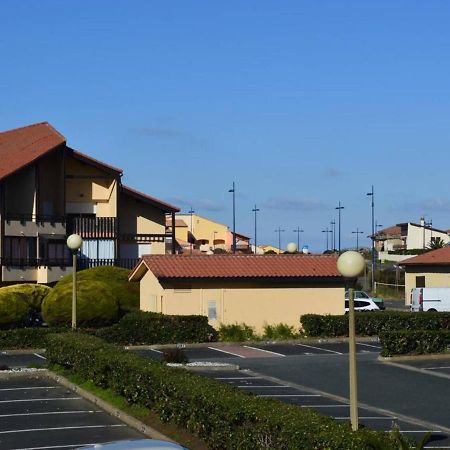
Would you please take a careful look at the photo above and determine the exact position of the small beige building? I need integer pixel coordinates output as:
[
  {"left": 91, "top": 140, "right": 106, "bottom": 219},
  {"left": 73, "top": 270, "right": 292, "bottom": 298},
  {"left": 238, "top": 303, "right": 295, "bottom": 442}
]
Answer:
[
  {"left": 129, "top": 254, "right": 344, "bottom": 333},
  {"left": 401, "top": 246, "right": 450, "bottom": 305}
]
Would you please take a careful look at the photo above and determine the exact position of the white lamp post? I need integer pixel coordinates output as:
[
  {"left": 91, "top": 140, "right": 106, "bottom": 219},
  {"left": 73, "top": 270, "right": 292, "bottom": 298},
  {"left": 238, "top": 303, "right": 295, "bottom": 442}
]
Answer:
[
  {"left": 286, "top": 242, "right": 297, "bottom": 254},
  {"left": 67, "top": 234, "right": 83, "bottom": 330},
  {"left": 337, "top": 250, "right": 365, "bottom": 432}
]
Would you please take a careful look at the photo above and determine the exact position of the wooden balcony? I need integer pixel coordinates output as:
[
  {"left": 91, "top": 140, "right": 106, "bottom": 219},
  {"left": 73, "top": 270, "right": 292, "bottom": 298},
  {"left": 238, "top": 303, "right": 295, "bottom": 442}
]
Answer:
[{"left": 66, "top": 216, "right": 117, "bottom": 239}]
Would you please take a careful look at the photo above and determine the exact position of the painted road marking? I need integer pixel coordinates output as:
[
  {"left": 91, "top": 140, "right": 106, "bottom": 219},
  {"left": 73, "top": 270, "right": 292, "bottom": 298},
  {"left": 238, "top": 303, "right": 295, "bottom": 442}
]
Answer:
[
  {"left": 12, "top": 445, "right": 100, "bottom": 450},
  {"left": 0, "top": 424, "right": 126, "bottom": 434},
  {"left": 0, "top": 386, "right": 56, "bottom": 392},
  {"left": 401, "top": 430, "right": 442, "bottom": 433},
  {"left": 425, "top": 366, "right": 450, "bottom": 370},
  {"left": 0, "top": 397, "right": 81, "bottom": 404},
  {"left": 150, "top": 349, "right": 163, "bottom": 354},
  {"left": 296, "top": 343, "right": 343, "bottom": 355},
  {"left": 0, "top": 410, "right": 102, "bottom": 418},
  {"left": 208, "top": 347, "right": 246, "bottom": 358},
  {"left": 33, "top": 353, "right": 47, "bottom": 360},
  {"left": 243, "top": 345, "right": 286, "bottom": 357},
  {"left": 356, "top": 342, "right": 381, "bottom": 349},
  {"left": 334, "top": 416, "right": 394, "bottom": 420}
]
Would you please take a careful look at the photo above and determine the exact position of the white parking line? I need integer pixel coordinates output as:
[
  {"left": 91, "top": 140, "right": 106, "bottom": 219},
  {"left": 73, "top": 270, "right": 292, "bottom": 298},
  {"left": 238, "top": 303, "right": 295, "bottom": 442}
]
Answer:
[
  {"left": 12, "top": 445, "right": 100, "bottom": 450},
  {"left": 0, "top": 386, "right": 56, "bottom": 392},
  {"left": 208, "top": 347, "right": 246, "bottom": 358},
  {"left": 238, "top": 385, "right": 290, "bottom": 388},
  {"left": 150, "top": 349, "right": 163, "bottom": 354},
  {"left": 260, "top": 394, "right": 321, "bottom": 397},
  {"left": 334, "top": 416, "right": 394, "bottom": 420},
  {"left": 0, "top": 424, "right": 126, "bottom": 434},
  {"left": 243, "top": 345, "right": 286, "bottom": 357},
  {"left": 214, "top": 377, "right": 262, "bottom": 380},
  {"left": 401, "top": 430, "right": 442, "bottom": 433},
  {"left": 425, "top": 366, "right": 450, "bottom": 370},
  {"left": 33, "top": 353, "right": 47, "bottom": 360},
  {"left": 356, "top": 342, "right": 381, "bottom": 349},
  {"left": 0, "top": 410, "right": 102, "bottom": 418},
  {"left": 0, "top": 397, "right": 81, "bottom": 404},
  {"left": 296, "top": 343, "right": 343, "bottom": 355}
]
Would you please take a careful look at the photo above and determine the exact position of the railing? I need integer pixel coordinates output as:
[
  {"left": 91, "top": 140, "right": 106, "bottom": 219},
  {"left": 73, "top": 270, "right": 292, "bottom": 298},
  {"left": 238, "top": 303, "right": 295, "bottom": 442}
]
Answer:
[
  {"left": 67, "top": 216, "right": 117, "bottom": 239},
  {"left": 77, "top": 258, "right": 140, "bottom": 270},
  {"left": 0, "top": 258, "right": 72, "bottom": 268},
  {"left": 4, "top": 214, "right": 66, "bottom": 224}
]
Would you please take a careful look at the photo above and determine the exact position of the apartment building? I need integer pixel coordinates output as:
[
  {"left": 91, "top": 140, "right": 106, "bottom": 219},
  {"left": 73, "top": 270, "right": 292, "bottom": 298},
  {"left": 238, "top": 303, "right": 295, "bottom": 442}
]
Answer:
[{"left": 0, "top": 122, "right": 179, "bottom": 284}]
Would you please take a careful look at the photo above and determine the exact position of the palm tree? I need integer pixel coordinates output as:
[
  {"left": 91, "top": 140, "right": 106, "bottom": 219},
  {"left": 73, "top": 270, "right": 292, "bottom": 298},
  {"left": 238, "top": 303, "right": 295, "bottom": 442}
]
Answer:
[{"left": 427, "top": 237, "right": 446, "bottom": 250}]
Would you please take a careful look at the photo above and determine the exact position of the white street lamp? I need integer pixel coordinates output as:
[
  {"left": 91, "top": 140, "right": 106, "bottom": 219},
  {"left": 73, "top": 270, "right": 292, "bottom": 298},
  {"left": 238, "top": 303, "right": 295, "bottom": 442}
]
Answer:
[
  {"left": 67, "top": 234, "right": 83, "bottom": 330},
  {"left": 337, "top": 250, "right": 365, "bottom": 432},
  {"left": 286, "top": 242, "right": 297, "bottom": 254}
]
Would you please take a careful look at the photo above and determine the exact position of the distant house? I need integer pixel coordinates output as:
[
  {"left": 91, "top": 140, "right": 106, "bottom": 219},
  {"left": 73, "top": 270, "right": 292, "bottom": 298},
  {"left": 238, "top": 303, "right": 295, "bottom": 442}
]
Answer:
[
  {"left": 400, "top": 246, "right": 450, "bottom": 304},
  {"left": 260, "top": 244, "right": 283, "bottom": 254},
  {"left": 129, "top": 254, "right": 344, "bottom": 333}
]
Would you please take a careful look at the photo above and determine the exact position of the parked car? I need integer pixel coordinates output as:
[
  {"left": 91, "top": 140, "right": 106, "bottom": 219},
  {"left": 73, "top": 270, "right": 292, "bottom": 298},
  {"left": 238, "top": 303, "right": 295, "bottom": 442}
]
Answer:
[
  {"left": 345, "top": 290, "right": 385, "bottom": 310},
  {"left": 345, "top": 298, "right": 380, "bottom": 312},
  {"left": 410, "top": 287, "right": 450, "bottom": 312}
]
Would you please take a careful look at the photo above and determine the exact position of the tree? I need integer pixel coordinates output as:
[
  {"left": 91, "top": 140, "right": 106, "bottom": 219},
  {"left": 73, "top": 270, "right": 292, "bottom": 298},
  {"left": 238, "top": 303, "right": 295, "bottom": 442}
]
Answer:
[{"left": 427, "top": 237, "right": 446, "bottom": 250}]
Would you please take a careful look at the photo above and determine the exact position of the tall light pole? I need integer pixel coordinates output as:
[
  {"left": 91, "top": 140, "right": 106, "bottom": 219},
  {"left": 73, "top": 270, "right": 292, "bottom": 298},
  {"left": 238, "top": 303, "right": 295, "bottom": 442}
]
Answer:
[
  {"left": 366, "top": 186, "right": 375, "bottom": 292},
  {"left": 188, "top": 206, "right": 195, "bottom": 254},
  {"left": 330, "top": 220, "right": 336, "bottom": 251},
  {"left": 252, "top": 205, "right": 260, "bottom": 254},
  {"left": 67, "top": 234, "right": 83, "bottom": 330},
  {"left": 274, "top": 227, "right": 285, "bottom": 253},
  {"left": 228, "top": 182, "right": 236, "bottom": 254},
  {"left": 337, "top": 251, "right": 365, "bottom": 432},
  {"left": 293, "top": 226, "right": 304, "bottom": 251},
  {"left": 352, "top": 228, "right": 364, "bottom": 251},
  {"left": 335, "top": 202, "right": 344, "bottom": 253},
  {"left": 322, "top": 227, "right": 332, "bottom": 251}
]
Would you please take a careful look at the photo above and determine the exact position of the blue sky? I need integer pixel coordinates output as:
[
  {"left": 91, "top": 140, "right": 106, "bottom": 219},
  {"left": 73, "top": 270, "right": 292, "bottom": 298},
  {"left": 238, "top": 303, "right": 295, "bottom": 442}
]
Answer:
[{"left": 2, "top": 1, "right": 450, "bottom": 251}]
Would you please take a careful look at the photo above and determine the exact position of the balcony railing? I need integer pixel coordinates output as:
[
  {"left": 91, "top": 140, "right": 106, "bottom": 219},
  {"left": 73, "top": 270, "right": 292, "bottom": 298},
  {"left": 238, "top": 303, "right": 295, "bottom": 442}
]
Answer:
[
  {"left": 67, "top": 216, "right": 117, "bottom": 239},
  {"left": 5, "top": 214, "right": 66, "bottom": 224},
  {"left": 77, "top": 258, "right": 140, "bottom": 270},
  {"left": 0, "top": 258, "right": 72, "bottom": 268}
]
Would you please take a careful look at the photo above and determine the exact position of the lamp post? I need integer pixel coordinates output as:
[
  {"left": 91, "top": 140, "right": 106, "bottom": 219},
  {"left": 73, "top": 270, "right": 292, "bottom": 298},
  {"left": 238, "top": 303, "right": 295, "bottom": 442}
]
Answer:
[
  {"left": 188, "top": 207, "right": 195, "bottom": 254},
  {"left": 330, "top": 220, "right": 336, "bottom": 251},
  {"left": 335, "top": 202, "right": 344, "bottom": 253},
  {"left": 351, "top": 228, "right": 364, "bottom": 251},
  {"left": 252, "top": 205, "right": 260, "bottom": 255},
  {"left": 293, "top": 226, "right": 304, "bottom": 251},
  {"left": 366, "top": 186, "right": 375, "bottom": 292},
  {"left": 274, "top": 227, "right": 285, "bottom": 253},
  {"left": 322, "top": 227, "right": 332, "bottom": 251},
  {"left": 337, "top": 251, "right": 365, "bottom": 432},
  {"left": 228, "top": 182, "right": 236, "bottom": 254},
  {"left": 213, "top": 231, "right": 218, "bottom": 251},
  {"left": 66, "top": 234, "right": 83, "bottom": 330}
]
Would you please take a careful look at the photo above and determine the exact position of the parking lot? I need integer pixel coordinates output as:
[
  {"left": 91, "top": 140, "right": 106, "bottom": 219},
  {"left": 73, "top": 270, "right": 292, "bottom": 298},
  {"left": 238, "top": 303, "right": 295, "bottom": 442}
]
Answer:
[{"left": 0, "top": 374, "right": 144, "bottom": 450}]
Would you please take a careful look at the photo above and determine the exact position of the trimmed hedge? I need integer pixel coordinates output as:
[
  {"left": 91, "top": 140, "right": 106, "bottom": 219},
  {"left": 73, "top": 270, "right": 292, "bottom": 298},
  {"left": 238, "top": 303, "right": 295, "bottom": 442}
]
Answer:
[
  {"left": 46, "top": 333, "right": 398, "bottom": 449},
  {"left": 380, "top": 330, "right": 450, "bottom": 357},
  {"left": 301, "top": 312, "right": 450, "bottom": 337},
  {"left": 42, "top": 266, "right": 139, "bottom": 327},
  {"left": 95, "top": 311, "right": 218, "bottom": 345},
  {"left": 0, "top": 327, "right": 68, "bottom": 350}
]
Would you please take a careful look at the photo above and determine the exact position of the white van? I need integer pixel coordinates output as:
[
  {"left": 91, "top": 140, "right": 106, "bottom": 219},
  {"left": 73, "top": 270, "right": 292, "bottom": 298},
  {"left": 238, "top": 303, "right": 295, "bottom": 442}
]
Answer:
[{"left": 410, "top": 288, "right": 450, "bottom": 312}]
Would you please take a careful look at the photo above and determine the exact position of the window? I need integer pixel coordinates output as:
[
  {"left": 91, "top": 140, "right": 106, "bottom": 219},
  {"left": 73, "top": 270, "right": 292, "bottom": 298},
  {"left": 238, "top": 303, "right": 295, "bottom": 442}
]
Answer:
[
  {"left": 208, "top": 301, "right": 217, "bottom": 320},
  {"left": 416, "top": 276, "right": 426, "bottom": 288}
]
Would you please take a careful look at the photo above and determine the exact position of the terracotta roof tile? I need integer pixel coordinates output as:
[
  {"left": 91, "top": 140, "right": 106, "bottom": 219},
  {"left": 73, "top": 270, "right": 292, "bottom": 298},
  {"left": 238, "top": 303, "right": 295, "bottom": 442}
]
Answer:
[
  {"left": 136, "top": 254, "right": 341, "bottom": 279},
  {"left": 0, "top": 122, "right": 65, "bottom": 180},
  {"left": 401, "top": 246, "right": 450, "bottom": 266}
]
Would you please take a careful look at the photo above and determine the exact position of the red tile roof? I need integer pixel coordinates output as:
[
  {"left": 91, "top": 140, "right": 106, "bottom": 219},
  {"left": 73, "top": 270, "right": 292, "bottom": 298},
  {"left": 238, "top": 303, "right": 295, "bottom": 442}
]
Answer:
[
  {"left": 374, "top": 225, "right": 402, "bottom": 237},
  {"left": 0, "top": 122, "right": 65, "bottom": 180},
  {"left": 122, "top": 185, "right": 180, "bottom": 213},
  {"left": 401, "top": 246, "right": 450, "bottom": 266},
  {"left": 130, "top": 254, "right": 341, "bottom": 280}
]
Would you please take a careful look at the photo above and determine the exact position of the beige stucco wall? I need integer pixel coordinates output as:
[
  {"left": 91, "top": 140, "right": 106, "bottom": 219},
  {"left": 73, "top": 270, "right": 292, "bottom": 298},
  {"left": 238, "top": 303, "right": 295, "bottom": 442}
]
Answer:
[
  {"left": 407, "top": 224, "right": 450, "bottom": 250},
  {"left": 138, "top": 272, "right": 344, "bottom": 333},
  {"left": 405, "top": 267, "right": 450, "bottom": 304},
  {"left": 177, "top": 214, "right": 229, "bottom": 249}
]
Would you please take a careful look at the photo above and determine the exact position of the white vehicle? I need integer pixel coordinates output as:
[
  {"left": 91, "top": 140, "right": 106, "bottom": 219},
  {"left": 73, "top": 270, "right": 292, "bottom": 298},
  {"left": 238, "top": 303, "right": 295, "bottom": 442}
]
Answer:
[
  {"left": 345, "top": 298, "right": 380, "bottom": 313},
  {"left": 410, "top": 287, "right": 450, "bottom": 312}
]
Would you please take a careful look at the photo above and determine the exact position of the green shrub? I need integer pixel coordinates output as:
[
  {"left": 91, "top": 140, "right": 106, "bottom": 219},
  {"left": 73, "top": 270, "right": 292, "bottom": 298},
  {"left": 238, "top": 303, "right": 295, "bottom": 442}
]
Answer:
[
  {"left": 42, "top": 266, "right": 139, "bottom": 327},
  {"left": 45, "top": 333, "right": 398, "bottom": 449},
  {"left": 0, "top": 284, "right": 51, "bottom": 329},
  {"left": 380, "top": 330, "right": 450, "bottom": 356},
  {"left": 301, "top": 312, "right": 450, "bottom": 337},
  {"left": 263, "top": 323, "right": 300, "bottom": 340},
  {"left": 218, "top": 323, "right": 257, "bottom": 342},
  {"left": 0, "top": 327, "right": 69, "bottom": 349},
  {"left": 95, "top": 311, "right": 217, "bottom": 345}
]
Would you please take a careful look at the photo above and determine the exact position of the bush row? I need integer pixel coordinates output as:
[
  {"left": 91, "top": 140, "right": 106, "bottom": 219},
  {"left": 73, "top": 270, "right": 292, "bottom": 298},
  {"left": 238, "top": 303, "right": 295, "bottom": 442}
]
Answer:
[
  {"left": 301, "top": 312, "right": 450, "bottom": 337},
  {"left": 0, "top": 327, "right": 69, "bottom": 350},
  {"left": 95, "top": 311, "right": 218, "bottom": 345},
  {"left": 45, "top": 333, "right": 398, "bottom": 449},
  {"left": 380, "top": 330, "right": 450, "bottom": 357}
]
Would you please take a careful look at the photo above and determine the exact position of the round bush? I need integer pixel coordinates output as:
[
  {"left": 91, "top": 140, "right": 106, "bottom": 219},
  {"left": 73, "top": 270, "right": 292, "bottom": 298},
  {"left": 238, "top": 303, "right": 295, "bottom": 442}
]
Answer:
[
  {"left": 0, "top": 284, "right": 51, "bottom": 328},
  {"left": 41, "top": 266, "right": 138, "bottom": 326}
]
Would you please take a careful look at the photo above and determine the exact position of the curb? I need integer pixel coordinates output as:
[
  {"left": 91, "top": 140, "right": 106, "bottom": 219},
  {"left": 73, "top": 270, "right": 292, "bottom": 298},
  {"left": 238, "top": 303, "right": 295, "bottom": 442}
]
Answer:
[
  {"left": 379, "top": 353, "right": 450, "bottom": 362},
  {"left": 0, "top": 349, "right": 46, "bottom": 355},
  {"left": 0, "top": 369, "right": 176, "bottom": 443}
]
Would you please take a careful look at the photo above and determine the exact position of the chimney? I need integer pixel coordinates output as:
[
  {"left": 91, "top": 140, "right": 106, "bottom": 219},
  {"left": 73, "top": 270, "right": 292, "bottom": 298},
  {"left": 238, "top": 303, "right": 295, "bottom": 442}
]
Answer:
[{"left": 420, "top": 217, "right": 425, "bottom": 227}]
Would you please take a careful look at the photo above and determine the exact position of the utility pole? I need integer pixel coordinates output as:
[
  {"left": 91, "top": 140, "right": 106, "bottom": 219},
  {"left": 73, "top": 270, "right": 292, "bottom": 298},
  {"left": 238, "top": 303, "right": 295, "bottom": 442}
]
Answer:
[
  {"left": 330, "top": 220, "right": 336, "bottom": 251},
  {"left": 188, "top": 206, "right": 195, "bottom": 254},
  {"left": 228, "top": 182, "right": 236, "bottom": 253},
  {"left": 252, "top": 205, "right": 260, "bottom": 254},
  {"left": 335, "top": 202, "right": 344, "bottom": 253},
  {"left": 293, "top": 226, "right": 304, "bottom": 251},
  {"left": 322, "top": 227, "right": 332, "bottom": 251},
  {"left": 352, "top": 228, "right": 364, "bottom": 251},
  {"left": 274, "top": 227, "right": 285, "bottom": 253},
  {"left": 367, "top": 186, "right": 375, "bottom": 292}
]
